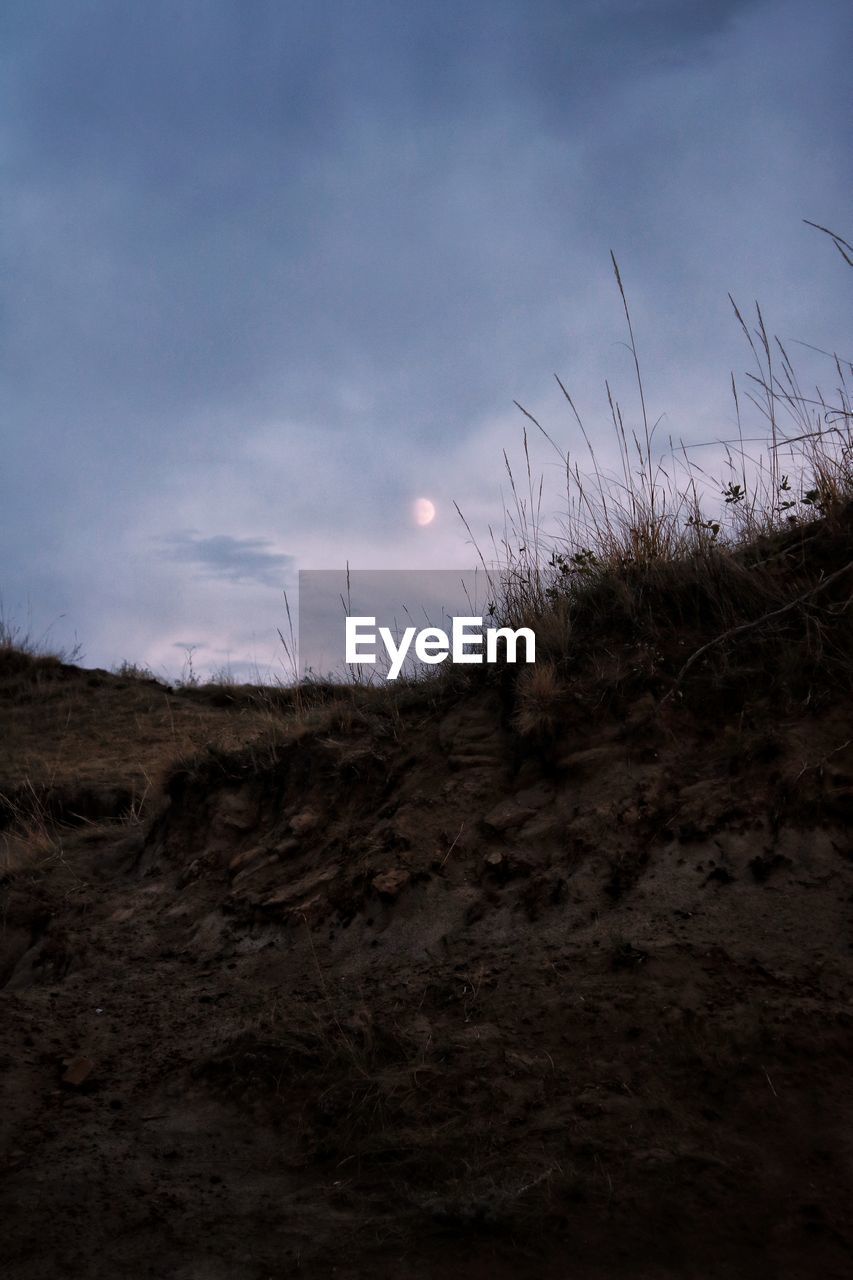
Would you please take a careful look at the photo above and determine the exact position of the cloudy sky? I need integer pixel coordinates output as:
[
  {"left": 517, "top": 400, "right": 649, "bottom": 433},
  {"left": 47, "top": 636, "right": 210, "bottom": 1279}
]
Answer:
[{"left": 2, "top": 0, "right": 850, "bottom": 679}]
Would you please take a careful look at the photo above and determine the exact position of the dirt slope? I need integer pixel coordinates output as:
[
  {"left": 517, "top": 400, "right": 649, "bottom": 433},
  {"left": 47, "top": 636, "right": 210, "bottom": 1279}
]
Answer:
[{"left": 2, "top": 632, "right": 852, "bottom": 1279}]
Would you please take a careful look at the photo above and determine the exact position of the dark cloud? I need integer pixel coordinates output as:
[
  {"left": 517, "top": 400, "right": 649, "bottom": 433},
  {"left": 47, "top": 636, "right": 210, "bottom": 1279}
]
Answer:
[
  {"left": 2, "top": 0, "right": 775, "bottom": 427},
  {"left": 160, "top": 533, "right": 293, "bottom": 587}
]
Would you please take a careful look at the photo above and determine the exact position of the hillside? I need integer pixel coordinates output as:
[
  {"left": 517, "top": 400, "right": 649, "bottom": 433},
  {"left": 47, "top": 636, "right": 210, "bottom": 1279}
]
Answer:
[{"left": 2, "top": 511, "right": 853, "bottom": 1278}]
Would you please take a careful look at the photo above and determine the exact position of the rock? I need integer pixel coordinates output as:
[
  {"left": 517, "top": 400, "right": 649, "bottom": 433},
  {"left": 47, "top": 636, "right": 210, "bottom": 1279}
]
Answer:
[
  {"left": 273, "top": 837, "right": 300, "bottom": 857},
  {"left": 623, "top": 693, "right": 658, "bottom": 730},
  {"left": 228, "top": 845, "right": 266, "bottom": 874},
  {"left": 483, "top": 849, "right": 533, "bottom": 881},
  {"left": 482, "top": 800, "right": 535, "bottom": 833},
  {"left": 290, "top": 810, "right": 318, "bottom": 835},
  {"left": 372, "top": 869, "right": 410, "bottom": 899},
  {"left": 215, "top": 789, "right": 257, "bottom": 832},
  {"left": 62, "top": 1057, "right": 95, "bottom": 1088},
  {"left": 557, "top": 746, "right": 620, "bottom": 772},
  {"left": 262, "top": 864, "right": 340, "bottom": 908},
  {"left": 231, "top": 853, "right": 278, "bottom": 887},
  {"left": 516, "top": 813, "right": 561, "bottom": 844}
]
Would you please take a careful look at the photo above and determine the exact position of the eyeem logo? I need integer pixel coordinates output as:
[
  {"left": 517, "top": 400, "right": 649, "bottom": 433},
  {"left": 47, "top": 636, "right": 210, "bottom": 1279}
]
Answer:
[
  {"left": 298, "top": 569, "right": 533, "bottom": 682},
  {"left": 346, "top": 616, "right": 536, "bottom": 680}
]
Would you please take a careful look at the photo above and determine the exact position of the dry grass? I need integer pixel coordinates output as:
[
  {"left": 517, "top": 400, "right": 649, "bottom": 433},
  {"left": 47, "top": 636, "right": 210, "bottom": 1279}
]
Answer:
[
  {"left": 0, "top": 608, "right": 83, "bottom": 669},
  {"left": 455, "top": 228, "right": 853, "bottom": 723},
  {"left": 512, "top": 661, "right": 567, "bottom": 738},
  {"left": 0, "top": 654, "right": 282, "bottom": 866}
]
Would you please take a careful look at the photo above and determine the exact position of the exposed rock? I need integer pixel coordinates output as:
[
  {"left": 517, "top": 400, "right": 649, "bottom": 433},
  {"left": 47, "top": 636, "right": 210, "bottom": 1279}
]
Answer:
[
  {"left": 557, "top": 746, "right": 621, "bottom": 772},
  {"left": 272, "top": 836, "right": 300, "bottom": 857},
  {"left": 228, "top": 845, "right": 267, "bottom": 874},
  {"left": 372, "top": 869, "right": 411, "bottom": 899},
  {"left": 214, "top": 789, "right": 258, "bottom": 832},
  {"left": 261, "top": 864, "right": 340, "bottom": 909},
  {"left": 482, "top": 799, "right": 535, "bottom": 833},
  {"left": 62, "top": 1057, "right": 95, "bottom": 1088},
  {"left": 289, "top": 810, "right": 319, "bottom": 835}
]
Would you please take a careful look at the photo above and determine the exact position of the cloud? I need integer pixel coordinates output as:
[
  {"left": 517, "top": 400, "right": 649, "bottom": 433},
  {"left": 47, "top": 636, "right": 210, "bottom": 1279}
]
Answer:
[
  {"left": 159, "top": 532, "right": 293, "bottom": 587},
  {"left": 0, "top": 0, "right": 849, "bottom": 676}
]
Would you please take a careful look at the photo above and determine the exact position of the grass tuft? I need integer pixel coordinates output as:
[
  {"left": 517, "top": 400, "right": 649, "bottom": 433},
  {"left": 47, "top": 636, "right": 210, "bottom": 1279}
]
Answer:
[{"left": 454, "top": 233, "right": 853, "bottom": 718}]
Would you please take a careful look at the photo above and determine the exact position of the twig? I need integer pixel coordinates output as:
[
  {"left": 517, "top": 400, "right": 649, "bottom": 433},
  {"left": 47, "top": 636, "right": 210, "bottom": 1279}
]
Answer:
[
  {"left": 794, "top": 738, "right": 852, "bottom": 782},
  {"left": 663, "top": 558, "right": 853, "bottom": 701},
  {"left": 440, "top": 822, "right": 465, "bottom": 868}
]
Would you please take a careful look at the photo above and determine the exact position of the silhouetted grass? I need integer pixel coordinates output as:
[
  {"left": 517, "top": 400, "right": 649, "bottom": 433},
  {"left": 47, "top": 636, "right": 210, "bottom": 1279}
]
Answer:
[{"left": 452, "top": 229, "right": 853, "bottom": 726}]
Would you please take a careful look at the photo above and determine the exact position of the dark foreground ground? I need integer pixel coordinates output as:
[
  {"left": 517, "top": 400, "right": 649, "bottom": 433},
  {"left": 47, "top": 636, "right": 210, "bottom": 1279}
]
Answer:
[{"left": 1, "top": 637, "right": 852, "bottom": 1278}]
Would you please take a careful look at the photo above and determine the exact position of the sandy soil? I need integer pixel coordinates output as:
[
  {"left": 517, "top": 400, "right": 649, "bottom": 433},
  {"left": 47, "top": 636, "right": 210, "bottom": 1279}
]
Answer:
[{"left": 2, "top": 665, "right": 852, "bottom": 1277}]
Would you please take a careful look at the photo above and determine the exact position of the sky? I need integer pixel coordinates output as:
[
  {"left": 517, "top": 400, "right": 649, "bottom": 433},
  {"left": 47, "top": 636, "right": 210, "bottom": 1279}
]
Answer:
[{"left": 2, "top": 0, "right": 851, "bottom": 680}]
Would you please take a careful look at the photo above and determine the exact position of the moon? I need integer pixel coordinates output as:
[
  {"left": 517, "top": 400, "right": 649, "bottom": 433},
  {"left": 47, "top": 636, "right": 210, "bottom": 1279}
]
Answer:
[{"left": 413, "top": 497, "right": 436, "bottom": 527}]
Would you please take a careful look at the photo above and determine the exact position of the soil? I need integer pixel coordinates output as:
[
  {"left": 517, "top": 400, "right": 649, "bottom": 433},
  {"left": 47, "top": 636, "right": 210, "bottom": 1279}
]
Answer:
[{"left": 1, "top": 659, "right": 852, "bottom": 1277}]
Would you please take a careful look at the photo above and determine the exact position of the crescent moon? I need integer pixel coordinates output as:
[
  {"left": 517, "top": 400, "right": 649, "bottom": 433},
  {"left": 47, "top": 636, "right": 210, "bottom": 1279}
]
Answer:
[{"left": 413, "top": 497, "right": 436, "bottom": 526}]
